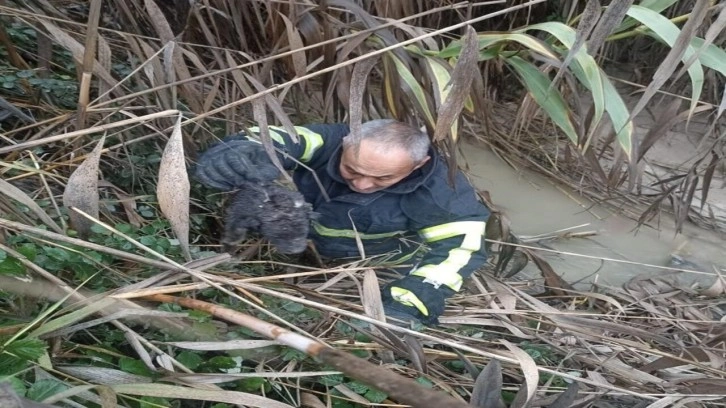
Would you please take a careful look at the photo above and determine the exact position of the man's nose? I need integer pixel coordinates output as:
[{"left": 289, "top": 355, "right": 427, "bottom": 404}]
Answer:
[{"left": 353, "top": 178, "right": 375, "bottom": 191}]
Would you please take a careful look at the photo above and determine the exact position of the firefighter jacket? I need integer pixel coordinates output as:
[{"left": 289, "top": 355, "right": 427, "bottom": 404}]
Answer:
[{"left": 242, "top": 123, "right": 490, "bottom": 297}]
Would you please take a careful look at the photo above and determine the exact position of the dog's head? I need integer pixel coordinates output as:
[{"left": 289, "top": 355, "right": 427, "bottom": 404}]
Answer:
[
  {"left": 259, "top": 189, "right": 314, "bottom": 254},
  {"left": 222, "top": 183, "right": 314, "bottom": 254}
]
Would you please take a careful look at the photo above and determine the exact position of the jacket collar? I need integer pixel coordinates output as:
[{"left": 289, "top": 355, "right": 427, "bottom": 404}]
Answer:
[{"left": 326, "top": 145, "right": 438, "bottom": 195}]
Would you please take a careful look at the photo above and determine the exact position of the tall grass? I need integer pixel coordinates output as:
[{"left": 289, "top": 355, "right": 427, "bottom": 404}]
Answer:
[{"left": 0, "top": 0, "right": 725, "bottom": 407}]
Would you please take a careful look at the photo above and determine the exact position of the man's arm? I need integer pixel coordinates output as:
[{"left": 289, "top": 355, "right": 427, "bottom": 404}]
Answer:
[
  {"left": 195, "top": 123, "right": 349, "bottom": 190},
  {"left": 383, "top": 172, "right": 489, "bottom": 325},
  {"left": 241, "top": 124, "right": 349, "bottom": 169}
]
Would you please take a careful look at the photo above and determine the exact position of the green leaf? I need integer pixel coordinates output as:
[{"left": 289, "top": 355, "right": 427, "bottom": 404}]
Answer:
[
  {"left": 384, "top": 53, "right": 436, "bottom": 129},
  {"left": 139, "top": 396, "right": 171, "bottom": 408},
  {"left": 345, "top": 380, "right": 369, "bottom": 394},
  {"left": 0, "top": 257, "right": 25, "bottom": 277},
  {"left": 519, "top": 22, "right": 607, "bottom": 148},
  {"left": 43, "top": 247, "right": 70, "bottom": 262},
  {"left": 119, "top": 357, "right": 154, "bottom": 377},
  {"left": 281, "top": 301, "right": 304, "bottom": 313},
  {"left": 204, "top": 356, "right": 238, "bottom": 370},
  {"left": 26, "top": 379, "right": 68, "bottom": 402},
  {"left": 688, "top": 37, "right": 726, "bottom": 76},
  {"left": 613, "top": 0, "right": 679, "bottom": 34},
  {"left": 175, "top": 351, "right": 203, "bottom": 370},
  {"left": 504, "top": 56, "right": 579, "bottom": 144},
  {"left": 16, "top": 244, "right": 37, "bottom": 261},
  {"left": 0, "top": 354, "right": 30, "bottom": 376},
  {"left": 439, "top": 33, "right": 559, "bottom": 61},
  {"left": 601, "top": 70, "right": 634, "bottom": 157},
  {"left": 0, "top": 377, "right": 26, "bottom": 397},
  {"left": 4, "top": 338, "right": 47, "bottom": 360},
  {"left": 16, "top": 70, "right": 35, "bottom": 78},
  {"left": 238, "top": 377, "right": 269, "bottom": 393},
  {"left": 0, "top": 250, "right": 6, "bottom": 262},
  {"left": 364, "top": 388, "right": 388, "bottom": 403},
  {"left": 626, "top": 5, "right": 704, "bottom": 115},
  {"left": 415, "top": 376, "right": 434, "bottom": 388},
  {"left": 318, "top": 374, "right": 344, "bottom": 386}
]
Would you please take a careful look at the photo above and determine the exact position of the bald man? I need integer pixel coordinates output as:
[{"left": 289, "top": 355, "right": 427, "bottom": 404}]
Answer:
[{"left": 196, "top": 119, "right": 490, "bottom": 326}]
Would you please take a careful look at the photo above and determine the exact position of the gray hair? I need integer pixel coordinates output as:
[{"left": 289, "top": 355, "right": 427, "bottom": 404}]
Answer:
[{"left": 342, "top": 119, "right": 430, "bottom": 163}]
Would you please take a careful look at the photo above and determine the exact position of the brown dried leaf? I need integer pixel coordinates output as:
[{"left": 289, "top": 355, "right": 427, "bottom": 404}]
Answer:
[
  {"left": 98, "top": 183, "right": 144, "bottom": 227},
  {"left": 40, "top": 20, "right": 118, "bottom": 91},
  {"left": 145, "top": 0, "right": 174, "bottom": 41},
  {"left": 548, "top": 382, "right": 579, "bottom": 408},
  {"left": 525, "top": 249, "right": 575, "bottom": 296},
  {"left": 403, "top": 334, "right": 427, "bottom": 374},
  {"left": 63, "top": 136, "right": 105, "bottom": 239},
  {"left": 0, "top": 178, "right": 63, "bottom": 235},
  {"left": 362, "top": 269, "right": 384, "bottom": 322},
  {"left": 349, "top": 57, "right": 379, "bottom": 140},
  {"left": 700, "top": 151, "right": 720, "bottom": 209},
  {"left": 300, "top": 392, "right": 327, "bottom": 408},
  {"left": 470, "top": 358, "right": 506, "bottom": 408},
  {"left": 276, "top": 12, "right": 307, "bottom": 80},
  {"left": 587, "top": 0, "right": 634, "bottom": 56},
  {"left": 636, "top": 98, "right": 682, "bottom": 162},
  {"left": 157, "top": 115, "right": 191, "bottom": 261},
  {"left": 502, "top": 339, "right": 538, "bottom": 408},
  {"left": 432, "top": 25, "right": 478, "bottom": 144},
  {"left": 96, "top": 36, "right": 112, "bottom": 102},
  {"left": 627, "top": 0, "right": 709, "bottom": 123},
  {"left": 550, "top": 0, "right": 600, "bottom": 88},
  {"left": 249, "top": 94, "right": 292, "bottom": 184},
  {"left": 644, "top": 395, "right": 682, "bottom": 408}
]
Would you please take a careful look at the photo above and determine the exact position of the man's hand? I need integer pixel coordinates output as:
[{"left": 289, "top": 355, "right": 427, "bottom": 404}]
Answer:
[
  {"left": 195, "top": 139, "right": 281, "bottom": 190},
  {"left": 382, "top": 275, "right": 452, "bottom": 326}
]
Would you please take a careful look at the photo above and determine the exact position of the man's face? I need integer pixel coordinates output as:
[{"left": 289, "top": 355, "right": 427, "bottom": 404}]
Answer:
[{"left": 339, "top": 140, "right": 430, "bottom": 194}]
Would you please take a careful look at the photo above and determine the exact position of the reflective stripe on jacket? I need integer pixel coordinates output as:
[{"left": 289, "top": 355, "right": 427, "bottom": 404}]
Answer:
[{"left": 244, "top": 123, "right": 490, "bottom": 292}]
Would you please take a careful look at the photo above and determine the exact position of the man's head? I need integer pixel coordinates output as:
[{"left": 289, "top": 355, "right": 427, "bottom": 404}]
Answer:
[{"left": 340, "top": 120, "right": 431, "bottom": 194}]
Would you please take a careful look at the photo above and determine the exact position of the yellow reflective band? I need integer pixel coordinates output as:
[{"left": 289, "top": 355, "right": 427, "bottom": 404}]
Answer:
[
  {"left": 246, "top": 126, "right": 285, "bottom": 145},
  {"left": 420, "top": 221, "right": 486, "bottom": 243},
  {"left": 291, "top": 127, "right": 324, "bottom": 162},
  {"left": 411, "top": 226, "right": 484, "bottom": 291},
  {"left": 312, "top": 221, "right": 406, "bottom": 240},
  {"left": 390, "top": 287, "right": 429, "bottom": 316}
]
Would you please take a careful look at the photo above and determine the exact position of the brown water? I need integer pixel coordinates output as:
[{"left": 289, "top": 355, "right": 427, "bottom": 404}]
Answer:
[{"left": 461, "top": 140, "right": 725, "bottom": 288}]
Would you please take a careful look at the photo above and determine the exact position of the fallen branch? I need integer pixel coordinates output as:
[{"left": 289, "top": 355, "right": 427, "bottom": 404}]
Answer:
[{"left": 141, "top": 294, "right": 472, "bottom": 408}]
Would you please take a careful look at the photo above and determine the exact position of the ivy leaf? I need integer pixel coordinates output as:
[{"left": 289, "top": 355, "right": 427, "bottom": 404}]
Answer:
[
  {"left": 26, "top": 379, "right": 68, "bottom": 402},
  {"left": 0, "top": 257, "right": 25, "bottom": 277},
  {"left": 119, "top": 357, "right": 154, "bottom": 377},
  {"left": 364, "top": 388, "right": 388, "bottom": 403},
  {"left": 5, "top": 338, "right": 47, "bottom": 360}
]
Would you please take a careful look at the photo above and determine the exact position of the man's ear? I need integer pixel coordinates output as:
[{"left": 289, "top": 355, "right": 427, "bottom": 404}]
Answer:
[{"left": 413, "top": 155, "right": 431, "bottom": 170}]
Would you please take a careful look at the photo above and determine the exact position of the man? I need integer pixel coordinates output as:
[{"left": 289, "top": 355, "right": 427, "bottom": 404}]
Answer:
[{"left": 195, "top": 119, "right": 490, "bottom": 325}]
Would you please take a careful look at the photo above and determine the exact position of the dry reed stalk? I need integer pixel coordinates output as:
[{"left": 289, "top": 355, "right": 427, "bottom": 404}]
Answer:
[
  {"left": 141, "top": 293, "right": 473, "bottom": 408},
  {"left": 75, "top": 0, "right": 102, "bottom": 130}
]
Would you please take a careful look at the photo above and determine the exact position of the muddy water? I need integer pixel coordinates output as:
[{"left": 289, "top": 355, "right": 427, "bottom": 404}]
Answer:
[{"left": 461, "top": 140, "right": 725, "bottom": 288}]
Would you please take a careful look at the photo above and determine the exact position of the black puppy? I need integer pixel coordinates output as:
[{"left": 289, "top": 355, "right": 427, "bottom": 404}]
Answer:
[{"left": 222, "top": 181, "right": 314, "bottom": 254}]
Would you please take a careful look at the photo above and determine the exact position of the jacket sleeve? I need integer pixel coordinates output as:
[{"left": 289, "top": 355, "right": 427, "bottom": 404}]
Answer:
[
  {"left": 239, "top": 123, "right": 350, "bottom": 170},
  {"left": 402, "top": 171, "right": 490, "bottom": 293}
]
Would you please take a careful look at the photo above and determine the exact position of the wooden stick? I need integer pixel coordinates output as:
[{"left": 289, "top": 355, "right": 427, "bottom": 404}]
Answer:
[{"left": 142, "top": 294, "right": 472, "bottom": 408}]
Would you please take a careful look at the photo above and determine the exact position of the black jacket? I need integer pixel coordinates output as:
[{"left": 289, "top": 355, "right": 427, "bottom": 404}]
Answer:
[{"left": 243, "top": 123, "right": 490, "bottom": 293}]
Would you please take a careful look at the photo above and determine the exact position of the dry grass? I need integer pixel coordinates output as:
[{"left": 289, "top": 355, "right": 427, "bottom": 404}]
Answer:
[{"left": 0, "top": 0, "right": 725, "bottom": 407}]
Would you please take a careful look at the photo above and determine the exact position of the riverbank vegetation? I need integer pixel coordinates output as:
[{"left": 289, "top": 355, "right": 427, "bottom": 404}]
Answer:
[{"left": 1, "top": 1, "right": 725, "bottom": 407}]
